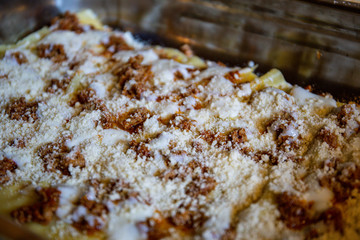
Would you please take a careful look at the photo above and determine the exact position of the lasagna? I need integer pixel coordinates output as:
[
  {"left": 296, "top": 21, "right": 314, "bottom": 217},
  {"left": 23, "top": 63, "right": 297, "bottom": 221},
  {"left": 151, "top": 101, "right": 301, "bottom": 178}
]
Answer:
[{"left": 0, "top": 10, "right": 360, "bottom": 240}]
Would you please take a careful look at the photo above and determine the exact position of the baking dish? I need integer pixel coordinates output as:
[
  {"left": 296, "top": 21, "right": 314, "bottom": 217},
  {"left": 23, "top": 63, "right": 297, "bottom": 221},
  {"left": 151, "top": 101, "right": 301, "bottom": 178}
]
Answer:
[{"left": 0, "top": 1, "right": 360, "bottom": 239}]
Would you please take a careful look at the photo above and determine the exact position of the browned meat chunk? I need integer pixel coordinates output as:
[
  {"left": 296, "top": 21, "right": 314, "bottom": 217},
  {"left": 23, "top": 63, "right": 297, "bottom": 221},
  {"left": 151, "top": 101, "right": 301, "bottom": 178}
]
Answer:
[
  {"left": 317, "top": 127, "right": 339, "bottom": 149},
  {"left": 172, "top": 117, "right": 195, "bottom": 131},
  {"left": 229, "top": 128, "right": 248, "bottom": 145},
  {"left": 137, "top": 216, "right": 173, "bottom": 240},
  {"left": 51, "top": 11, "right": 85, "bottom": 33},
  {"left": 9, "top": 138, "right": 26, "bottom": 148},
  {"left": 267, "top": 112, "right": 300, "bottom": 151},
  {"left": 224, "top": 70, "right": 243, "bottom": 84},
  {"left": 277, "top": 190, "right": 346, "bottom": 232},
  {"left": 46, "top": 76, "right": 72, "bottom": 93},
  {"left": 11, "top": 187, "right": 61, "bottom": 224},
  {"left": 37, "top": 138, "right": 85, "bottom": 176},
  {"left": 320, "top": 207, "right": 343, "bottom": 232},
  {"left": 100, "top": 112, "right": 119, "bottom": 129},
  {"left": 10, "top": 52, "right": 28, "bottom": 64},
  {"left": 0, "top": 157, "right": 18, "bottom": 184},
  {"left": 337, "top": 104, "right": 356, "bottom": 128},
  {"left": 129, "top": 140, "right": 153, "bottom": 159},
  {"left": 168, "top": 209, "right": 208, "bottom": 234},
  {"left": 72, "top": 178, "right": 140, "bottom": 234},
  {"left": 37, "top": 43, "right": 67, "bottom": 63},
  {"left": 276, "top": 192, "right": 312, "bottom": 230},
  {"left": 72, "top": 195, "right": 108, "bottom": 235},
  {"left": 6, "top": 97, "right": 38, "bottom": 122},
  {"left": 103, "top": 35, "right": 134, "bottom": 53},
  {"left": 119, "top": 107, "right": 151, "bottom": 133},
  {"left": 185, "top": 176, "right": 217, "bottom": 197},
  {"left": 200, "top": 130, "right": 228, "bottom": 147},
  {"left": 336, "top": 104, "right": 360, "bottom": 137},
  {"left": 70, "top": 88, "right": 107, "bottom": 111},
  {"left": 320, "top": 161, "right": 360, "bottom": 203},
  {"left": 112, "top": 55, "right": 154, "bottom": 99}
]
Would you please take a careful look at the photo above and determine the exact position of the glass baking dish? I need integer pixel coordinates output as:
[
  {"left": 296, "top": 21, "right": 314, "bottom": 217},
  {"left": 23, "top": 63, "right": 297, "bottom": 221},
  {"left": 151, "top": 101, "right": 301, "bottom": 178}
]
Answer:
[{"left": 0, "top": 0, "right": 359, "bottom": 239}]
